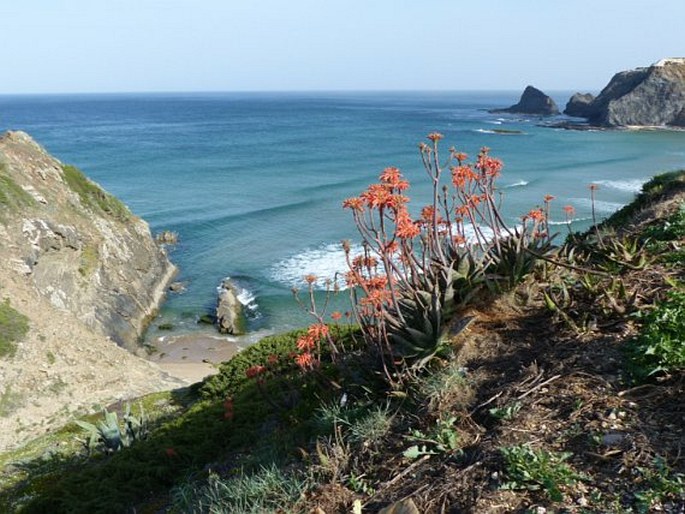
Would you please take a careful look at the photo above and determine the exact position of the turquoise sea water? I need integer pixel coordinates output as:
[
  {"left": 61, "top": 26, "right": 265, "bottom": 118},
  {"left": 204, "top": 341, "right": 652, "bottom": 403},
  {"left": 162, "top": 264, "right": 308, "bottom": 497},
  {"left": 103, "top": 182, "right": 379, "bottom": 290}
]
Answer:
[{"left": 1, "top": 91, "right": 684, "bottom": 342}]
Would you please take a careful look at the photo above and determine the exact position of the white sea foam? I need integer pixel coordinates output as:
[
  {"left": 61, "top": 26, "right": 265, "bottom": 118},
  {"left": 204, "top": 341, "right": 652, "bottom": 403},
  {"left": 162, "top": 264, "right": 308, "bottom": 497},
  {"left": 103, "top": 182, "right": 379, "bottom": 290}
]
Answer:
[
  {"left": 571, "top": 198, "right": 625, "bottom": 213},
  {"left": 504, "top": 180, "right": 529, "bottom": 189},
  {"left": 474, "top": 128, "right": 497, "bottom": 134},
  {"left": 548, "top": 217, "right": 592, "bottom": 226},
  {"left": 593, "top": 179, "right": 647, "bottom": 194},
  {"left": 486, "top": 120, "right": 503, "bottom": 125},
  {"left": 270, "top": 243, "right": 363, "bottom": 290}
]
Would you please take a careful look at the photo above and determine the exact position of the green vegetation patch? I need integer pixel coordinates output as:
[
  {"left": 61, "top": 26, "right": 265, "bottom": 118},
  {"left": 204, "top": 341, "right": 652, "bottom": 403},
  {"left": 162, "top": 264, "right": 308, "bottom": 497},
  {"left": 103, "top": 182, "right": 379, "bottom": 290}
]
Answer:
[
  {"left": 624, "top": 289, "right": 685, "bottom": 381},
  {"left": 500, "top": 445, "right": 585, "bottom": 502},
  {"left": 0, "top": 163, "right": 35, "bottom": 214},
  {"left": 61, "top": 165, "right": 131, "bottom": 222},
  {"left": 0, "top": 299, "right": 29, "bottom": 358},
  {"left": 4, "top": 326, "right": 364, "bottom": 513},
  {"left": 77, "top": 244, "right": 99, "bottom": 277},
  {"left": 604, "top": 169, "right": 685, "bottom": 229},
  {"left": 171, "top": 465, "right": 310, "bottom": 514}
]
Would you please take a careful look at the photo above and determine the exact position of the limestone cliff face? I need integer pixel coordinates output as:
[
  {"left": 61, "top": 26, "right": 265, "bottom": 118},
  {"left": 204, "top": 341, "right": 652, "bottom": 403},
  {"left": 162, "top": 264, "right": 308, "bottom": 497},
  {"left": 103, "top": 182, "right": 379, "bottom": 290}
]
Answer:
[
  {"left": 565, "top": 58, "right": 685, "bottom": 127},
  {"left": 0, "top": 131, "right": 175, "bottom": 349},
  {"left": 0, "top": 131, "right": 182, "bottom": 450}
]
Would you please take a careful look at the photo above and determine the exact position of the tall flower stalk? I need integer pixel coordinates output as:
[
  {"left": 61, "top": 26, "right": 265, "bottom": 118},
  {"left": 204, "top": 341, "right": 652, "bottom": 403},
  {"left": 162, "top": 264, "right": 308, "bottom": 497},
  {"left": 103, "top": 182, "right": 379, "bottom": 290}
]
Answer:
[{"left": 342, "top": 134, "right": 553, "bottom": 379}]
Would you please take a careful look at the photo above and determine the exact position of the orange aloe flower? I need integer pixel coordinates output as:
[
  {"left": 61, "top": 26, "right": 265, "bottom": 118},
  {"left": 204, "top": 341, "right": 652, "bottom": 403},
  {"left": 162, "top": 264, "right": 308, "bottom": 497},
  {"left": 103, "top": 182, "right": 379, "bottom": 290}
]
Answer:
[
  {"left": 563, "top": 205, "right": 575, "bottom": 216},
  {"left": 342, "top": 197, "right": 364, "bottom": 211},
  {"left": 526, "top": 208, "right": 545, "bottom": 222},
  {"left": 427, "top": 132, "right": 444, "bottom": 142},
  {"left": 296, "top": 334, "right": 316, "bottom": 351},
  {"left": 454, "top": 152, "right": 468, "bottom": 163},
  {"left": 307, "top": 323, "right": 329, "bottom": 341},
  {"left": 295, "top": 352, "right": 315, "bottom": 370},
  {"left": 330, "top": 311, "right": 342, "bottom": 321}
]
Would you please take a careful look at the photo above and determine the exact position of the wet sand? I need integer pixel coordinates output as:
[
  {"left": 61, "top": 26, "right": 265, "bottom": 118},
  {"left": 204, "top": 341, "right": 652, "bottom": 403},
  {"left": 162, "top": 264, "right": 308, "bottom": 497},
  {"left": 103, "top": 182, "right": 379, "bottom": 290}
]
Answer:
[{"left": 149, "top": 333, "right": 242, "bottom": 384}]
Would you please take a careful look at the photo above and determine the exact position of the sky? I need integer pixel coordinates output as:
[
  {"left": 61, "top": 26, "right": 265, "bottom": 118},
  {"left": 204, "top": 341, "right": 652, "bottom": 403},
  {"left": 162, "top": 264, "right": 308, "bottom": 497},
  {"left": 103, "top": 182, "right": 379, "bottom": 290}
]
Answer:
[{"left": 2, "top": 0, "right": 685, "bottom": 94}]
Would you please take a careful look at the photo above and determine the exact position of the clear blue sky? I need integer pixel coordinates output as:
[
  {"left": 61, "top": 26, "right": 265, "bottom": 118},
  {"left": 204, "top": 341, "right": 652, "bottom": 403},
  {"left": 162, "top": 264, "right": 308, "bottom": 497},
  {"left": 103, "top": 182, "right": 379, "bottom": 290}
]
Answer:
[{"left": 2, "top": 0, "right": 684, "bottom": 94}]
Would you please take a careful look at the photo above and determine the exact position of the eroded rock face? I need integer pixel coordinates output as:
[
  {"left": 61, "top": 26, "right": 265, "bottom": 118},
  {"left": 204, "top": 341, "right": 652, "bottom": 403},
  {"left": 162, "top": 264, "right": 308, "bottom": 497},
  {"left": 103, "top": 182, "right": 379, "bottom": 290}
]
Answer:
[
  {"left": 216, "top": 279, "right": 243, "bottom": 335},
  {"left": 0, "top": 131, "right": 176, "bottom": 348},
  {"left": 565, "top": 58, "right": 685, "bottom": 127},
  {"left": 490, "top": 85, "right": 560, "bottom": 115}
]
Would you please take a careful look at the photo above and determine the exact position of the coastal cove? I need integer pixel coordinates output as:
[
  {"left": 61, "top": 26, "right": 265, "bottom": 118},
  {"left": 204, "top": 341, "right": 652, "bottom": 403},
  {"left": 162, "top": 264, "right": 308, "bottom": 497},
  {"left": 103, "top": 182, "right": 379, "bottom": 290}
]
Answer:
[{"left": 2, "top": 91, "right": 685, "bottom": 350}]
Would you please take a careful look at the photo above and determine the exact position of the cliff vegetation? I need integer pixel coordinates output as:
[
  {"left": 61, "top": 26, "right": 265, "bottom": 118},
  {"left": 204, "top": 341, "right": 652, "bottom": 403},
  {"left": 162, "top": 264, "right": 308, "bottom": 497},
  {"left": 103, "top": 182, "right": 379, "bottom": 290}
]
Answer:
[{"left": 0, "top": 136, "right": 682, "bottom": 513}]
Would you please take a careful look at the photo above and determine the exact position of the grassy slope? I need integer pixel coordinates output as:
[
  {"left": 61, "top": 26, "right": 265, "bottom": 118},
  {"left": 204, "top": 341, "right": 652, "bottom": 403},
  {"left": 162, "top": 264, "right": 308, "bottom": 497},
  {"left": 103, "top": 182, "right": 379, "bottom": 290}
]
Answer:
[{"left": 0, "top": 172, "right": 683, "bottom": 513}]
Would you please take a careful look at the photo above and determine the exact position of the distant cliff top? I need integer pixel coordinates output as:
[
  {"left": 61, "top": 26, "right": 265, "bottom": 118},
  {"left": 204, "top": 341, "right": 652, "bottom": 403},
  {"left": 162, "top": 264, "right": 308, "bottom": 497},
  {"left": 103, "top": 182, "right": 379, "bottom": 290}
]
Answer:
[
  {"left": 653, "top": 57, "right": 685, "bottom": 67},
  {"left": 563, "top": 58, "right": 685, "bottom": 127}
]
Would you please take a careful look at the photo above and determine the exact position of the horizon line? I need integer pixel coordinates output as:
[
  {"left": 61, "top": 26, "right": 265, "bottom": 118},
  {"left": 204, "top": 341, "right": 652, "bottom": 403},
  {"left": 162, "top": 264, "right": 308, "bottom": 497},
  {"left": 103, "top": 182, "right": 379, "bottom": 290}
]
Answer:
[{"left": 0, "top": 88, "right": 595, "bottom": 97}]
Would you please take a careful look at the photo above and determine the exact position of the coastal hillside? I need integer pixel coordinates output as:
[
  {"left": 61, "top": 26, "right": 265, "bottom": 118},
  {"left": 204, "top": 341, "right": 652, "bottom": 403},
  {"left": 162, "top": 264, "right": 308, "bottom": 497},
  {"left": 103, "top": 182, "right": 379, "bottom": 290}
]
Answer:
[
  {"left": 0, "top": 131, "right": 182, "bottom": 450},
  {"left": 0, "top": 143, "right": 682, "bottom": 513}
]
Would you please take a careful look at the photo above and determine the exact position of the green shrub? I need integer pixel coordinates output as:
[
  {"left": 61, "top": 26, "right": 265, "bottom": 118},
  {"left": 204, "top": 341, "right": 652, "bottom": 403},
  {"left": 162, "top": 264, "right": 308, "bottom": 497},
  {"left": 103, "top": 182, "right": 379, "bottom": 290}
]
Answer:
[
  {"left": 643, "top": 203, "right": 685, "bottom": 242},
  {"left": 200, "top": 325, "right": 359, "bottom": 400},
  {"left": 0, "top": 299, "right": 29, "bottom": 358},
  {"left": 61, "top": 165, "right": 131, "bottom": 221},
  {"left": 625, "top": 290, "right": 685, "bottom": 381}
]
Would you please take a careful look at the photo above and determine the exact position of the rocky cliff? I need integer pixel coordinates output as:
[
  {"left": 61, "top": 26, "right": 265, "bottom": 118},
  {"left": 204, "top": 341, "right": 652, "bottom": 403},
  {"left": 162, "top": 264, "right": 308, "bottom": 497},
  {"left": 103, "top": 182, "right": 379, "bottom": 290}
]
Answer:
[
  {"left": 564, "top": 58, "right": 685, "bottom": 127},
  {"left": 0, "top": 131, "right": 182, "bottom": 450},
  {"left": 490, "top": 85, "right": 559, "bottom": 115},
  {"left": 0, "top": 131, "right": 176, "bottom": 348}
]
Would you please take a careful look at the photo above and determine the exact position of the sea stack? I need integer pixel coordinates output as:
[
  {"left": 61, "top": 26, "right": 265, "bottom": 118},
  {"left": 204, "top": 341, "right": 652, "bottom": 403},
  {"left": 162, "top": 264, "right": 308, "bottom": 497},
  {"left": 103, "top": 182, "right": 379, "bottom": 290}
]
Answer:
[
  {"left": 564, "top": 58, "right": 685, "bottom": 127},
  {"left": 490, "top": 85, "right": 560, "bottom": 115}
]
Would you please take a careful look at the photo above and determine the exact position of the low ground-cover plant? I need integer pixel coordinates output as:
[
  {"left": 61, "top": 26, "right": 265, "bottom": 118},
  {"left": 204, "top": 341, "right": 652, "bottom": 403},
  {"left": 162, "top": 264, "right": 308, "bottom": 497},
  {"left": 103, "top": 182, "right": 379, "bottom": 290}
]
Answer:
[
  {"left": 634, "top": 457, "right": 685, "bottom": 512},
  {"left": 0, "top": 164, "right": 35, "bottom": 213},
  {"left": 171, "top": 465, "right": 310, "bottom": 514},
  {"left": 624, "top": 288, "right": 685, "bottom": 381},
  {"left": 0, "top": 298, "right": 29, "bottom": 358},
  {"left": 500, "top": 445, "right": 585, "bottom": 502}
]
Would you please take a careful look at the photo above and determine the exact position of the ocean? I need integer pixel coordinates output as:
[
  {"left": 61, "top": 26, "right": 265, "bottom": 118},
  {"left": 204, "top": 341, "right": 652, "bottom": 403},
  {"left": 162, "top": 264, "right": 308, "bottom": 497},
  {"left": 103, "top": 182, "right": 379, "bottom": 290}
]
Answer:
[{"left": 2, "top": 91, "right": 684, "bottom": 345}]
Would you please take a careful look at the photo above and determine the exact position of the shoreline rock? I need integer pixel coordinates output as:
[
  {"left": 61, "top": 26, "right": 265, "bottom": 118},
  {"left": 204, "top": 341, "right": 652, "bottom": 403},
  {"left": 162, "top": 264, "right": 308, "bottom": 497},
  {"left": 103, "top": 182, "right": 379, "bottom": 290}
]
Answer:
[{"left": 216, "top": 279, "right": 244, "bottom": 335}]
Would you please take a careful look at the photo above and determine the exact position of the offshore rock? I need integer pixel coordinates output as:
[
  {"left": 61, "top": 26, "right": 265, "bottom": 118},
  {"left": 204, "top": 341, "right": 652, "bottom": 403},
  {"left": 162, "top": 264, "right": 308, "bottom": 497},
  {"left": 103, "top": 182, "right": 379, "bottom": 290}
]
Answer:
[
  {"left": 490, "top": 85, "right": 560, "bottom": 115},
  {"left": 566, "top": 58, "right": 685, "bottom": 127},
  {"left": 216, "top": 279, "right": 244, "bottom": 335},
  {"left": 564, "top": 92, "right": 596, "bottom": 117}
]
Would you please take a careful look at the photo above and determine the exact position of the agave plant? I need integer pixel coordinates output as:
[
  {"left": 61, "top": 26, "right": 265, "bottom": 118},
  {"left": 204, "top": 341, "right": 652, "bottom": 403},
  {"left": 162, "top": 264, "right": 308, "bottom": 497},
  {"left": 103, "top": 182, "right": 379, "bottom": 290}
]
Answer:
[{"left": 75, "top": 403, "right": 147, "bottom": 455}]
